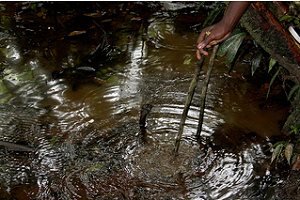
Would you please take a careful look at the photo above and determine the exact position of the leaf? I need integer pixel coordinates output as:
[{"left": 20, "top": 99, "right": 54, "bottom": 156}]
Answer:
[
  {"left": 251, "top": 50, "right": 262, "bottom": 76},
  {"left": 266, "top": 141, "right": 283, "bottom": 152},
  {"left": 0, "top": 80, "right": 8, "bottom": 94},
  {"left": 83, "top": 12, "right": 103, "bottom": 18},
  {"left": 183, "top": 54, "right": 192, "bottom": 65},
  {"left": 292, "top": 154, "right": 298, "bottom": 165},
  {"left": 288, "top": 84, "right": 300, "bottom": 100},
  {"left": 296, "top": 89, "right": 300, "bottom": 104},
  {"left": 217, "top": 30, "right": 247, "bottom": 67},
  {"left": 196, "top": 1, "right": 206, "bottom": 10},
  {"left": 49, "top": 136, "right": 60, "bottom": 148},
  {"left": 92, "top": 147, "right": 101, "bottom": 153},
  {"left": 225, "top": 33, "right": 247, "bottom": 67},
  {"left": 268, "top": 58, "right": 277, "bottom": 73},
  {"left": 68, "top": 30, "right": 86, "bottom": 37},
  {"left": 266, "top": 66, "right": 281, "bottom": 99},
  {"left": 285, "top": 143, "right": 294, "bottom": 165},
  {"left": 86, "top": 163, "right": 104, "bottom": 172},
  {"left": 217, "top": 32, "right": 240, "bottom": 57},
  {"left": 279, "top": 15, "right": 293, "bottom": 22},
  {"left": 202, "top": 2, "right": 224, "bottom": 28},
  {"left": 271, "top": 143, "right": 283, "bottom": 164},
  {"left": 132, "top": 17, "right": 143, "bottom": 21},
  {"left": 292, "top": 155, "right": 300, "bottom": 170},
  {"left": 290, "top": 125, "right": 298, "bottom": 135}
]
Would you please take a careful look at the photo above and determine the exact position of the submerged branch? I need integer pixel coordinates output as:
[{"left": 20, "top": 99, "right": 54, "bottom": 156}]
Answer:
[
  {"left": 173, "top": 55, "right": 206, "bottom": 155},
  {"left": 196, "top": 44, "right": 219, "bottom": 141}
]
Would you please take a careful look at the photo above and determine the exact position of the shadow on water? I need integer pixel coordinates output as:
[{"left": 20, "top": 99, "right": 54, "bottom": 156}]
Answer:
[{"left": 0, "top": 2, "right": 291, "bottom": 199}]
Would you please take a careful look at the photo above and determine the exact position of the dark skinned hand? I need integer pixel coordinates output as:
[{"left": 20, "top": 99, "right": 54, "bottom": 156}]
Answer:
[
  {"left": 196, "top": 1, "right": 251, "bottom": 59},
  {"left": 196, "top": 22, "right": 232, "bottom": 59}
]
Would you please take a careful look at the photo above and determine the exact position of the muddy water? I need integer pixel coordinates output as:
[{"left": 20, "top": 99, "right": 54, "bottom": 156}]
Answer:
[{"left": 0, "top": 2, "right": 289, "bottom": 199}]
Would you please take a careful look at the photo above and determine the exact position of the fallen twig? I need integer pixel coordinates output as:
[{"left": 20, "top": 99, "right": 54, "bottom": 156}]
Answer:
[
  {"left": 173, "top": 55, "right": 206, "bottom": 155},
  {"left": 196, "top": 44, "right": 219, "bottom": 141}
]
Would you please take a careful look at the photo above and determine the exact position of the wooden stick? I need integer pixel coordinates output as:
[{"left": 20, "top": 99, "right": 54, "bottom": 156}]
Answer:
[
  {"left": 173, "top": 55, "right": 206, "bottom": 155},
  {"left": 196, "top": 44, "right": 219, "bottom": 141}
]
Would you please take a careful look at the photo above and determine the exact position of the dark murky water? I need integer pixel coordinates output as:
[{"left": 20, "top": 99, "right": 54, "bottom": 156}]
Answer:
[{"left": 0, "top": 2, "right": 290, "bottom": 199}]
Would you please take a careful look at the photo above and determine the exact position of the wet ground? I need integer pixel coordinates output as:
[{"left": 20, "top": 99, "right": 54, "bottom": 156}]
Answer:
[{"left": 0, "top": 2, "right": 293, "bottom": 199}]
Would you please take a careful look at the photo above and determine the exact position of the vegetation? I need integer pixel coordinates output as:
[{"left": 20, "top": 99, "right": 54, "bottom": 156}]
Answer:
[{"left": 198, "top": 1, "right": 300, "bottom": 168}]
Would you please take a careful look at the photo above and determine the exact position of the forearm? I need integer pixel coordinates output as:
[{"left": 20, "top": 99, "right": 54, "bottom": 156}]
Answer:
[{"left": 221, "top": 1, "right": 251, "bottom": 31}]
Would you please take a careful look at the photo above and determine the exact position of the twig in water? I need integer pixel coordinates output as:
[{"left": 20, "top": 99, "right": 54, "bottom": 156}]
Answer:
[
  {"left": 173, "top": 55, "right": 206, "bottom": 155},
  {"left": 196, "top": 44, "right": 219, "bottom": 141}
]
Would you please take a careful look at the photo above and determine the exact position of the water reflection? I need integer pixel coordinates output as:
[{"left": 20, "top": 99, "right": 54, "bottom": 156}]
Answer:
[
  {"left": 0, "top": 2, "right": 289, "bottom": 199},
  {"left": 5, "top": 44, "right": 21, "bottom": 64}
]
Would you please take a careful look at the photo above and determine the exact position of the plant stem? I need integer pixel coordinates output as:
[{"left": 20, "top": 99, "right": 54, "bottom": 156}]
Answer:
[
  {"left": 173, "top": 55, "right": 206, "bottom": 156},
  {"left": 196, "top": 44, "right": 219, "bottom": 141}
]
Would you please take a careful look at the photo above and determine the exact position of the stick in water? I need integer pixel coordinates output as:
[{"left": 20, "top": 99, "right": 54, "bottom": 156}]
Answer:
[
  {"left": 173, "top": 55, "right": 206, "bottom": 155},
  {"left": 196, "top": 44, "right": 219, "bottom": 141}
]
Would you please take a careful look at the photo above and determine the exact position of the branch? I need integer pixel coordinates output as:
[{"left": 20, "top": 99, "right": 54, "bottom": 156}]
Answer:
[
  {"left": 173, "top": 55, "right": 206, "bottom": 155},
  {"left": 196, "top": 44, "right": 219, "bottom": 141}
]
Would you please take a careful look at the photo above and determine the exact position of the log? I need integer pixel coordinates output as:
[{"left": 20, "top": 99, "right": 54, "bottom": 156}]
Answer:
[
  {"left": 240, "top": 2, "right": 300, "bottom": 136},
  {"left": 240, "top": 2, "right": 300, "bottom": 82}
]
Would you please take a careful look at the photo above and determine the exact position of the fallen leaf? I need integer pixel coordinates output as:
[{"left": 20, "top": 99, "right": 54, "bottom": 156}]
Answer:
[
  {"left": 37, "top": 12, "right": 46, "bottom": 19},
  {"left": 285, "top": 143, "right": 294, "bottom": 165},
  {"left": 132, "top": 17, "right": 143, "bottom": 21},
  {"left": 68, "top": 30, "right": 86, "bottom": 37},
  {"left": 86, "top": 163, "right": 104, "bottom": 172},
  {"left": 49, "top": 136, "right": 60, "bottom": 148},
  {"left": 83, "top": 12, "right": 103, "bottom": 18},
  {"left": 292, "top": 155, "right": 300, "bottom": 170}
]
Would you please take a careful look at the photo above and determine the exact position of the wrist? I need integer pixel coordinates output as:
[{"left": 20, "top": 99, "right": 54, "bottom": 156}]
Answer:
[{"left": 215, "top": 20, "right": 234, "bottom": 37}]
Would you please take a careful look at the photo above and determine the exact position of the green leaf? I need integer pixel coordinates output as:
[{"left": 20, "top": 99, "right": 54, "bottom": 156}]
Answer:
[
  {"left": 92, "top": 147, "right": 101, "bottom": 153},
  {"left": 266, "top": 141, "right": 283, "bottom": 152},
  {"left": 266, "top": 66, "right": 281, "bottom": 99},
  {"left": 0, "top": 80, "right": 8, "bottom": 94},
  {"left": 290, "top": 125, "right": 298, "bottom": 135},
  {"left": 183, "top": 54, "right": 192, "bottom": 65},
  {"left": 202, "top": 2, "right": 224, "bottom": 28},
  {"left": 86, "top": 163, "right": 104, "bottom": 172},
  {"left": 268, "top": 58, "right": 277, "bottom": 73},
  {"left": 49, "top": 136, "right": 60, "bottom": 148},
  {"left": 217, "top": 32, "right": 238, "bottom": 57},
  {"left": 196, "top": 1, "right": 206, "bottom": 11},
  {"left": 225, "top": 33, "right": 247, "bottom": 67},
  {"left": 279, "top": 15, "right": 293, "bottom": 22},
  {"left": 251, "top": 50, "right": 262, "bottom": 76},
  {"left": 271, "top": 143, "right": 283, "bottom": 164},
  {"left": 291, "top": 154, "right": 298, "bottom": 165},
  {"left": 288, "top": 84, "right": 300, "bottom": 100},
  {"left": 1, "top": 15, "right": 12, "bottom": 29},
  {"left": 296, "top": 89, "right": 300, "bottom": 104},
  {"left": 207, "top": 6, "right": 224, "bottom": 27},
  {"left": 290, "top": 125, "right": 300, "bottom": 135},
  {"left": 217, "top": 30, "right": 247, "bottom": 67},
  {"left": 285, "top": 143, "right": 294, "bottom": 165}
]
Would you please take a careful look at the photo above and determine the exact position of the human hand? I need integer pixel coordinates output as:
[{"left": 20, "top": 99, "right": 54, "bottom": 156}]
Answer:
[{"left": 196, "top": 22, "right": 232, "bottom": 59}]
